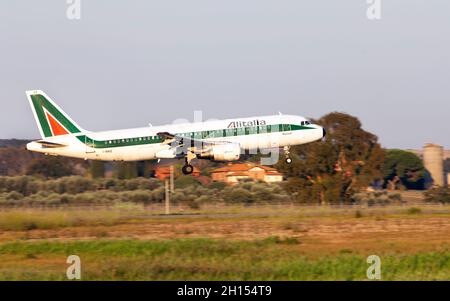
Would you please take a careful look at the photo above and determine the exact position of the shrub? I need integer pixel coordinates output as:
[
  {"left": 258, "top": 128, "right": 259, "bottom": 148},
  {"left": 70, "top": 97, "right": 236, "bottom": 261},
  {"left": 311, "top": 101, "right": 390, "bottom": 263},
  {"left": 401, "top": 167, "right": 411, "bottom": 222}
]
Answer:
[
  {"left": 196, "top": 195, "right": 211, "bottom": 203},
  {"left": 149, "top": 187, "right": 166, "bottom": 202},
  {"left": 58, "top": 176, "right": 94, "bottom": 194},
  {"left": 127, "top": 190, "right": 151, "bottom": 203},
  {"left": 186, "top": 200, "right": 201, "bottom": 210},
  {"left": 6, "top": 191, "right": 23, "bottom": 201},
  {"left": 174, "top": 176, "right": 200, "bottom": 188},
  {"left": 0, "top": 174, "right": 293, "bottom": 206},
  {"left": 223, "top": 188, "right": 254, "bottom": 204},
  {"left": 424, "top": 187, "right": 450, "bottom": 204},
  {"left": 208, "top": 182, "right": 227, "bottom": 190},
  {"left": 407, "top": 207, "right": 422, "bottom": 215},
  {"left": 351, "top": 191, "right": 403, "bottom": 206}
]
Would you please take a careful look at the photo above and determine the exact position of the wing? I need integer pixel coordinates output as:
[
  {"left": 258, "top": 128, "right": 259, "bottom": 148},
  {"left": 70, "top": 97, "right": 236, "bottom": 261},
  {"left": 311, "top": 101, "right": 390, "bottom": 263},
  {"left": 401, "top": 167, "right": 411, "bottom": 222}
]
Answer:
[{"left": 157, "top": 131, "right": 229, "bottom": 153}]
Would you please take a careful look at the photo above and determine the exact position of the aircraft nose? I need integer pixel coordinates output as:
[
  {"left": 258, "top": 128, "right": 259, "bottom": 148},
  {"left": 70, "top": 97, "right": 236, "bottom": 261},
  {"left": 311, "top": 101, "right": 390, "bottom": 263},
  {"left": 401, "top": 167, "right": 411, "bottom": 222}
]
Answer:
[{"left": 322, "top": 127, "right": 326, "bottom": 138}]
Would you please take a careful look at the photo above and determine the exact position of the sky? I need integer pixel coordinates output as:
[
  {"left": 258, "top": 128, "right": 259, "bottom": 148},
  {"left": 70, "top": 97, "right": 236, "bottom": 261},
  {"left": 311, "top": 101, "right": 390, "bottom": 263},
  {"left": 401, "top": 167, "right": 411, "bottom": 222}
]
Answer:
[{"left": 0, "top": 0, "right": 449, "bottom": 149}]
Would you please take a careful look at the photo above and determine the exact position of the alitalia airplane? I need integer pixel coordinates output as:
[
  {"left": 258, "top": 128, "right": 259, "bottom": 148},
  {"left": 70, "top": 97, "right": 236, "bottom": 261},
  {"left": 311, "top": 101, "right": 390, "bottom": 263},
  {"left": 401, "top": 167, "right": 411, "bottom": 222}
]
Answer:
[{"left": 25, "top": 90, "right": 326, "bottom": 174}]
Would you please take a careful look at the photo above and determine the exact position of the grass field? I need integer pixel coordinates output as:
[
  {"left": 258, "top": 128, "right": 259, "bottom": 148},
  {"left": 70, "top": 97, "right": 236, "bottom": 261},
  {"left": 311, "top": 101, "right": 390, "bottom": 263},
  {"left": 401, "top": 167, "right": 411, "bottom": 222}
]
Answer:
[{"left": 0, "top": 203, "right": 449, "bottom": 280}]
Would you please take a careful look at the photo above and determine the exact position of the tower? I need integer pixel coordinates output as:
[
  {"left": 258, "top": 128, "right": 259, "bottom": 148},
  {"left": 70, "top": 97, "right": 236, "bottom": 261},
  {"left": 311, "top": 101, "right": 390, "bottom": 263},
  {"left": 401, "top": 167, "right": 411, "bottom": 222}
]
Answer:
[{"left": 423, "top": 143, "right": 444, "bottom": 187}]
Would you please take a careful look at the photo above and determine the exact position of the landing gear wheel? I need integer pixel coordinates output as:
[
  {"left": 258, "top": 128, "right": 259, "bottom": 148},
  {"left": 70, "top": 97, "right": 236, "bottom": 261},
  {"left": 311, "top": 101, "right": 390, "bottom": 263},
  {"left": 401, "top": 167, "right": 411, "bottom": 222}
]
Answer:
[
  {"left": 283, "top": 146, "right": 292, "bottom": 164},
  {"left": 182, "top": 164, "right": 194, "bottom": 175}
]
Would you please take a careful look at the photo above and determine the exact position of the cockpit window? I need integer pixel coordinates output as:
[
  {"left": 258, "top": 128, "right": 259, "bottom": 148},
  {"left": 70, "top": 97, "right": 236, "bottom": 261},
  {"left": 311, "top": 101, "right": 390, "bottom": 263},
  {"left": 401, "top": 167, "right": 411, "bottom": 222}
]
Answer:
[{"left": 305, "top": 121, "right": 310, "bottom": 125}]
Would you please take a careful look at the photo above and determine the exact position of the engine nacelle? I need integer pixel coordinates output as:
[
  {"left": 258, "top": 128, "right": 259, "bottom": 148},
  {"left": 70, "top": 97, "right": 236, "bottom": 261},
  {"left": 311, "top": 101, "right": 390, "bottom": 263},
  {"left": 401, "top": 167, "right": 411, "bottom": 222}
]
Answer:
[
  {"left": 199, "top": 143, "right": 241, "bottom": 161},
  {"left": 155, "top": 148, "right": 177, "bottom": 159}
]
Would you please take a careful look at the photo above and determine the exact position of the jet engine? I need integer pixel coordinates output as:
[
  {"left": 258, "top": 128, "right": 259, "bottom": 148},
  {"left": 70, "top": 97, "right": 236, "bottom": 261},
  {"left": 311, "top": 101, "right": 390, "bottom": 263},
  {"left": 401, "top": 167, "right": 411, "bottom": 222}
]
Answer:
[
  {"left": 155, "top": 148, "right": 177, "bottom": 159},
  {"left": 198, "top": 143, "right": 241, "bottom": 161}
]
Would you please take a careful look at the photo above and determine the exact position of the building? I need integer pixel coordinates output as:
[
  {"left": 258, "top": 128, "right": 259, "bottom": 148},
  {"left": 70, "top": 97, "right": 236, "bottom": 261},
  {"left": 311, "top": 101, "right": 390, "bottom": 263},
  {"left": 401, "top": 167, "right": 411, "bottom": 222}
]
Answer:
[
  {"left": 407, "top": 144, "right": 449, "bottom": 187},
  {"left": 423, "top": 143, "right": 445, "bottom": 187},
  {"left": 407, "top": 148, "right": 450, "bottom": 161},
  {"left": 211, "top": 163, "right": 283, "bottom": 184}
]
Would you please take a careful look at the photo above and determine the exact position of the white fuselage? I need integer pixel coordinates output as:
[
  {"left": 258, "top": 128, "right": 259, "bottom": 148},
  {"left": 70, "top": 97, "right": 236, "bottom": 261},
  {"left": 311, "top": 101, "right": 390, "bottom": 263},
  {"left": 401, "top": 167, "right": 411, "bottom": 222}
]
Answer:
[{"left": 27, "top": 114, "right": 324, "bottom": 162}]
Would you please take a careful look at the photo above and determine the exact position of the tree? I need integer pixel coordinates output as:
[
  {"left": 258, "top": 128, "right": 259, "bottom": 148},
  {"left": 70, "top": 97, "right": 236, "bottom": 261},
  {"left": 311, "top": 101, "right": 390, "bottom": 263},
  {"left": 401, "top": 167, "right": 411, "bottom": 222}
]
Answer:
[
  {"left": 276, "top": 112, "right": 385, "bottom": 204},
  {"left": 382, "top": 149, "right": 426, "bottom": 190},
  {"left": 114, "top": 162, "right": 138, "bottom": 179},
  {"left": 89, "top": 161, "right": 105, "bottom": 178},
  {"left": 26, "top": 156, "right": 75, "bottom": 178},
  {"left": 0, "top": 147, "right": 34, "bottom": 176}
]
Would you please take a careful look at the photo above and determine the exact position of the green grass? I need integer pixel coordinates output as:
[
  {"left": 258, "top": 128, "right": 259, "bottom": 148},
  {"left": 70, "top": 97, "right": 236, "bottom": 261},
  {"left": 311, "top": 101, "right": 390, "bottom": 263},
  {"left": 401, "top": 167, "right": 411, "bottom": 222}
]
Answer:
[{"left": 0, "top": 238, "right": 449, "bottom": 280}]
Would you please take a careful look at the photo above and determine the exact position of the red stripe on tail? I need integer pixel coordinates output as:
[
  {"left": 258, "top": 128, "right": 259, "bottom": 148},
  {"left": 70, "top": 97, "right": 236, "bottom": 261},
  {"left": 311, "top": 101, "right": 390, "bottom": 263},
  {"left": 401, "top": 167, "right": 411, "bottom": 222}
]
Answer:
[{"left": 46, "top": 112, "right": 69, "bottom": 136}]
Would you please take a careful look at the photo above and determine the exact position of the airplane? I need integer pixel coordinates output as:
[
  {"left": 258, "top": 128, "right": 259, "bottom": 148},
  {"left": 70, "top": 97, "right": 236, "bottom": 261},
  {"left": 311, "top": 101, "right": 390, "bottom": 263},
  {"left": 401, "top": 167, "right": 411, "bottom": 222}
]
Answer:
[{"left": 25, "top": 90, "right": 326, "bottom": 175}]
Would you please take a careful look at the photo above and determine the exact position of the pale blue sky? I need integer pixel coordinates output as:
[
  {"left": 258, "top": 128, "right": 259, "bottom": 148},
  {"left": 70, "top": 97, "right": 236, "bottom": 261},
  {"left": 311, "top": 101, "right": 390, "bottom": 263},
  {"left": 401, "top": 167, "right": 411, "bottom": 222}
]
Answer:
[{"left": 0, "top": 1, "right": 449, "bottom": 148}]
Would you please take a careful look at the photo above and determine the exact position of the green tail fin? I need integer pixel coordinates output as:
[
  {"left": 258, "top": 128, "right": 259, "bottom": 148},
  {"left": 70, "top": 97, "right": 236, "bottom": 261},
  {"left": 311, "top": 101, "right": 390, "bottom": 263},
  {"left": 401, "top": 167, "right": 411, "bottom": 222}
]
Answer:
[{"left": 26, "top": 90, "right": 84, "bottom": 139}]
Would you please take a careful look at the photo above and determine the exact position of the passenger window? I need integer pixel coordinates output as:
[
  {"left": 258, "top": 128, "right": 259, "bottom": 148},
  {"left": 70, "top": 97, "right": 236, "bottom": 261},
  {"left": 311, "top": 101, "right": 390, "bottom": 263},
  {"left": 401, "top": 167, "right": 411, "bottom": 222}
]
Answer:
[
  {"left": 225, "top": 129, "right": 233, "bottom": 137},
  {"left": 270, "top": 125, "right": 279, "bottom": 133},
  {"left": 258, "top": 125, "right": 267, "bottom": 133},
  {"left": 247, "top": 126, "right": 257, "bottom": 135},
  {"left": 283, "top": 124, "right": 291, "bottom": 131}
]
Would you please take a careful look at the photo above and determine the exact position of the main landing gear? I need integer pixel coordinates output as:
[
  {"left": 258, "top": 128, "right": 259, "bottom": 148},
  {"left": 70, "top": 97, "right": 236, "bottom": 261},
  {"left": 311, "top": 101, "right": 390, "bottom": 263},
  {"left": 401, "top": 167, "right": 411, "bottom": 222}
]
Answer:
[
  {"left": 182, "top": 164, "right": 194, "bottom": 175},
  {"left": 284, "top": 146, "right": 292, "bottom": 164},
  {"left": 182, "top": 152, "right": 196, "bottom": 175}
]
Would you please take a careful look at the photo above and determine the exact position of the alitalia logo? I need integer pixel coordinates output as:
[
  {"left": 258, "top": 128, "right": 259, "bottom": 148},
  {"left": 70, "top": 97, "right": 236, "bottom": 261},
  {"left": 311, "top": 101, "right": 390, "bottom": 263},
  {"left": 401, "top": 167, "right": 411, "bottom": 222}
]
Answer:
[
  {"left": 29, "top": 93, "right": 81, "bottom": 138},
  {"left": 227, "top": 119, "right": 266, "bottom": 128},
  {"left": 43, "top": 108, "right": 70, "bottom": 136}
]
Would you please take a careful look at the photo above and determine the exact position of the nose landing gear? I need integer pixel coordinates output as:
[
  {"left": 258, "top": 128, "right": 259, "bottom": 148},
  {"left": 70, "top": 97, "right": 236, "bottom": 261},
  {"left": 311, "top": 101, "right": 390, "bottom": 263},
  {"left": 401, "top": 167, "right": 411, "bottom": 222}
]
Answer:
[{"left": 284, "top": 146, "right": 292, "bottom": 164}]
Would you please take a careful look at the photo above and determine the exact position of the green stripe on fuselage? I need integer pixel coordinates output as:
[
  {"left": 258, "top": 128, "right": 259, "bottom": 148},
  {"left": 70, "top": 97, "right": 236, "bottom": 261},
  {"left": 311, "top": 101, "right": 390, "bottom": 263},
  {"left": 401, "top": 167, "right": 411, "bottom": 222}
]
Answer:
[{"left": 76, "top": 124, "right": 315, "bottom": 149}]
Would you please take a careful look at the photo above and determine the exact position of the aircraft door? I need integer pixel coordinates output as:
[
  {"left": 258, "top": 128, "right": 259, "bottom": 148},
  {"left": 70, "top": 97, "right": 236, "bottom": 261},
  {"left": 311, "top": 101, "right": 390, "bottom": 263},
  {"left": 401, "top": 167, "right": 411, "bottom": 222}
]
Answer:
[{"left": 85, "top": 136, "right": 96, "bottom": 154}]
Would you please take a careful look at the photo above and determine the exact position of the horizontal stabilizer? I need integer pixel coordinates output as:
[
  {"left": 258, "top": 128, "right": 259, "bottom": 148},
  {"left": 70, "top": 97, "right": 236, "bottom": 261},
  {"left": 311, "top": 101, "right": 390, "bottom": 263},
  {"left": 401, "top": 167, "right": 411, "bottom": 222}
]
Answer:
[{"left": 36, "top": 140, "right": 67, "bottom": 148}]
